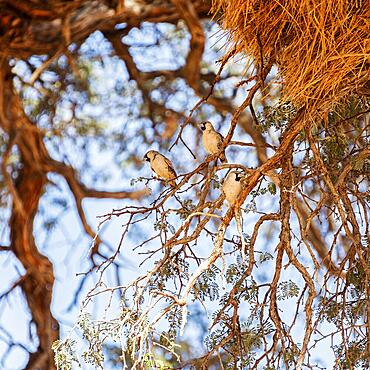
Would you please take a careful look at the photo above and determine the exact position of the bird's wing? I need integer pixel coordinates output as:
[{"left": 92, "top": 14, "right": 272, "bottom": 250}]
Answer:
[
  {"left": 216, "top": 132, "right": 225, "bottom": 150},
  {"left": 163, "top": 156, "right": 177, "bottom": 177}
]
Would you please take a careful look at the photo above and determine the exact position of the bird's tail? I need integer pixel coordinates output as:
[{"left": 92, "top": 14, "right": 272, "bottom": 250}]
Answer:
[{"left": 235, "top": 207, "right": 246, "bottom": 261}]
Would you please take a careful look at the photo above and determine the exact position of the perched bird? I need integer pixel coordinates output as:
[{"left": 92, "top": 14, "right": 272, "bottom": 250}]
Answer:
[
  {"left": 200, "top": 121, "right": 227, "bottom": 163},
  {"left": 144, "top": 150, "right": 177, "bottom": 187},
  {"left": 222, "top": 171, "right": 243, "bottom": 205},
  {"left": 222, "top": 170, "right": 246, "bottom": 260}
]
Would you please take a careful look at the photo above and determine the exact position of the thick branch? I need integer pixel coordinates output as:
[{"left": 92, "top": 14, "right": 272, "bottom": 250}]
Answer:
[
  {"left": 47, "top": 159, "right": 148, "bottom": 258},
  {"left": 171, "top": 0, "right": 205, "bottom": 91},
  {"left": 1, "top": 0, "right": 212, "bottom": 59},
  {"left": 0, "top": 60, "right": 58, "bottom": 369}
]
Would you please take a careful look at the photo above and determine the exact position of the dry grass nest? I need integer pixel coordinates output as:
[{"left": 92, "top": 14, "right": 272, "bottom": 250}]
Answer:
[{"left": 212, "top": 0, "right": 370, "bottom": 121}]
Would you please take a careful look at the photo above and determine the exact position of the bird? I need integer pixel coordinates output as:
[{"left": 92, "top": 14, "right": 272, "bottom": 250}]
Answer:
[
  {"left": 200, "top": 121, "right": 227, "bottom": 163},
  {"left": 222, "top": 171, "right": 243, "bottom": 205},
  {"left": 143, "top": 150, "right": 177, "bottom": 187},
  {"left": 222, "top": 170, "right": 246, "bottom": 260}
]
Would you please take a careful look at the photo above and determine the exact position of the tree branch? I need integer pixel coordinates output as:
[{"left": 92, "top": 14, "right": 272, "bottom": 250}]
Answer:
[
  {"left": 171, "top": 0, "right": 205, "bottom": 91},
  {"left": 0, "top": 59, "right": 59, "bottom": 369},
  {"left": 1, "top": 0, "right": 212, "bottom": 59}
]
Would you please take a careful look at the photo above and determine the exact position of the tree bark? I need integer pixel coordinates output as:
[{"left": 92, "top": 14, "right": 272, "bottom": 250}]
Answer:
[{"left": 0, "top": 60, "right": 59, "bottom": 369}]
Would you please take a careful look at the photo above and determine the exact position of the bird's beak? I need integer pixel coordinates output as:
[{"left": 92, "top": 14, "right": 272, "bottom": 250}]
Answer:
[
  {"left": 144, "top": 154, "right": 149, "bottom": 162},
  {"left": 200, "top": 122, "right": 206, "bottom": 131}
]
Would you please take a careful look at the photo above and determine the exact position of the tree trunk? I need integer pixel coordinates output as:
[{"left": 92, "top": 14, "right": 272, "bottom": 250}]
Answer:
[{"left": 0, "top": 59, "right": 59, "bottom": 370}]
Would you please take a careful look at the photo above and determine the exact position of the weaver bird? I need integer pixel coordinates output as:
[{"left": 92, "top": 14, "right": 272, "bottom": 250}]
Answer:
[
  {"left": 222, "top": 171, "right": 243, "bottom": 205},
  {"left": 222, "top": 170, "right": 246, "bottom": 260},
  {"left": 200, "top": 121, "right": 227, "bottom": 163},
  {"left": 144, "top": 150, "right": 177, "bottom": 187}
]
